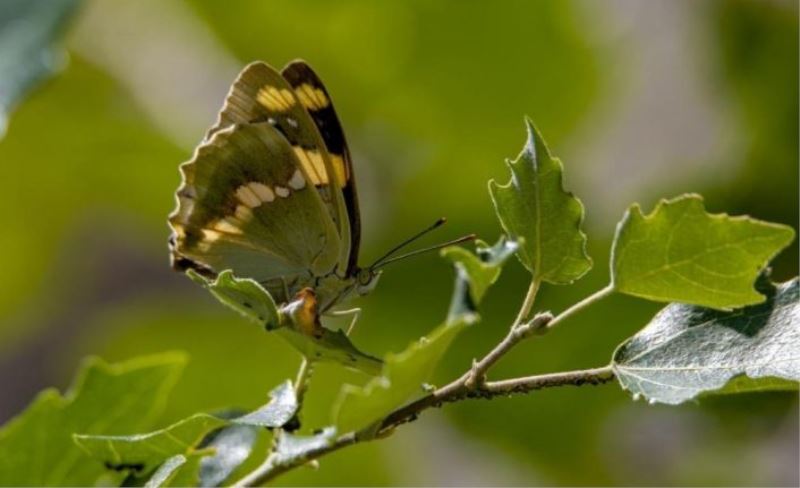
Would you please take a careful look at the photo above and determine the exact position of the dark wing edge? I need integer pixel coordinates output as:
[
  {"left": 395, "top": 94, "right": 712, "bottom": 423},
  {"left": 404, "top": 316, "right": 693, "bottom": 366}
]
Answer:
[{"left": 281, "top": 60, "right": 362, "bottom": 275}]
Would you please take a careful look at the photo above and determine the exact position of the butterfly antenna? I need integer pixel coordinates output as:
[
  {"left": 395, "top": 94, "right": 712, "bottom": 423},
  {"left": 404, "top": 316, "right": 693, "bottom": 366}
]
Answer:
[
  {"left": 370, "top": 217, "right": 448, "bottom": 268},
  {"left": 371, "top": 234, "right": 477, "bottom": 270}
]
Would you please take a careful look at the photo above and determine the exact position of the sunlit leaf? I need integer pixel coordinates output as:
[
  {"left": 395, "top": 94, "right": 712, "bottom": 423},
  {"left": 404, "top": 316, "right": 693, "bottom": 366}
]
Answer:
[
  {"left": 334, "top": 315, "right": 472, "bottom": 436},
  {"left": 488, "top": 118, "right": 592, "bottom": 284},
  {"left": 612, "top": 277, "right": 799, "bottom": 405},
  {"left": 611, "top": 194, "right": 795, "bottom": 310},
  {"left": 0, "top": 0, "right": 80, "bottom": 137},
  {"left": 441, "top": 236, "right": 518, "bottom": 320},
  {"left": 0, "top": 353, "right": 186, "bottom": 486}
]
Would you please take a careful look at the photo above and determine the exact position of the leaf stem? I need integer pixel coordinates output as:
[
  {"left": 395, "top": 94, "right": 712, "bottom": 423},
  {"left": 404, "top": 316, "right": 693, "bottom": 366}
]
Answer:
[
  {"left": 293, "top": 358, "right": 314, "bottom": 405},
  {"left": 545, "top": 284, "right": 615, "bottom": 330},
  {"left": 513, "top": 279, "right": 541, "bottom": 326}
]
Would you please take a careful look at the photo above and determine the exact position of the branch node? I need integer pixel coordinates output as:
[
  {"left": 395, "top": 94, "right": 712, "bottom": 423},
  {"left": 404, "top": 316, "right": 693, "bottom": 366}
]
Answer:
[
  {"left": 465, "top": 358, "right": 486, "bottom": 389},
  {"left": 529, "top": 311, "right": 554, "bottom": 335}
]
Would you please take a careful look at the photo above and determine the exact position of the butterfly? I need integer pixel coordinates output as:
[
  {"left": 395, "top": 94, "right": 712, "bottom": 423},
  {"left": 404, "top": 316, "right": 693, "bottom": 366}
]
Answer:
[{"left": 168, "top": 60, "right": 470, "bottom": 319}]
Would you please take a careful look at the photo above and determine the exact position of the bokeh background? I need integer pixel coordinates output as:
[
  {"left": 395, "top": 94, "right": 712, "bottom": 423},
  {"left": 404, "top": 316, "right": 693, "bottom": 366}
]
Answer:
[{"left": 1, "top": 0, "right": 798, "bottom": 485}]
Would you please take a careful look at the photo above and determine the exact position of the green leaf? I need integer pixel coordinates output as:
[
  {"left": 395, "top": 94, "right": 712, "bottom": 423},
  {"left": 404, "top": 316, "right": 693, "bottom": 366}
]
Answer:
[
  {"left": 441, "top": 236, "right": 519, "bottom": 320},
  {"left": 75, "top": 380, "right": 298, "bottom": 484},
  {"left": 75, "top": 414, "right": 227, "bottom": 475},
  {"left": 611, "top": 194, "right": 795, "bottom": 310},
  {"left": 488, "top": 118, "right": 592, "bottom": 284},
  {"left": 188, "top": 269, "right": 281, "bottom": 330},
  {"left": 0, "top": 0, "right": 80, "bottom": 137},
  {"left": 334, "top": 315, "right": 473, "bottom": 436},
  {"left": 276, "top": 328, "right": 383, "bottom": 376},
  {"left": 0, "top": 352, "right": 186, "bottom": 486},
  {"left": 191, "top": 269, "right": 381, "bottom": 374},
  {"left": 612, "top": 277, "right": 799, "bottom": 405}
]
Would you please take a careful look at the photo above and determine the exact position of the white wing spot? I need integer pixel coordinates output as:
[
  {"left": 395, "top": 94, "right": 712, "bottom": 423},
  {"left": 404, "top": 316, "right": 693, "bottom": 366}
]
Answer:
[
  {"left": 275, "top": 186, "right": 290, "bottom": 198},
  {"left": 288, "top": 169, "right": 306, "bottom": 190},
  {"left": 248, "top": 182, "right": 275, "bottom": 203},
  {"left": 213, "top": 219, "right": 242, "bottom": 234},
  {"left": 235, "top": 185, "right": 261, "bottom": 208},
  {"left": 235, "top": 205, "right": 253, "bottom": 221}
]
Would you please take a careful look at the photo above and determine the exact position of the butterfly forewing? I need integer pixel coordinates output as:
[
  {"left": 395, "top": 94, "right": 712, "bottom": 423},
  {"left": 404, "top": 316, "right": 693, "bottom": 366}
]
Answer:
[
  {"left": 281, "top": 60, "right": 362, "bottom": 274},
  {"left": 169, "top": 122, "right": 341, "bottom": 304},
  {"left": 204, "top": 61, "right": 352, "bottom": 274}
]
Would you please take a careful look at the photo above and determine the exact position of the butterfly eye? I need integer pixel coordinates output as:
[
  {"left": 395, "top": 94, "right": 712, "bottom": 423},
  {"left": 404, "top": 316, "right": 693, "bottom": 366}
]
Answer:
[{"left": 357, "top": 268, "right": 372, "bottom": 286}]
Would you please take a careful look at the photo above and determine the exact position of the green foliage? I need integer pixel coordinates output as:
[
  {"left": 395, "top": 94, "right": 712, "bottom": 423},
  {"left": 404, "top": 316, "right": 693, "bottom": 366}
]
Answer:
[
  {"left": 612, "top": 277, "right": 799, "bottom": 405},
  {"left": 441, "top": 236, "right": 519, "bottom": 320},
  {"left": 334, "top": 316, "right": 472, "bottom": 436},
  {"left": 187, "top": 269, "right": 281, "bottom": 330},
  {"left": 189, "top": 269, "right": 381, "bottom": 374},
  {"left": 75, "top": 381, "right": 299, "bottom": 485},
  {"left": 0, "top": 353, "right": 186, "bottom": 486},
  {"left": 489, "top": 118, "right": 592, "bottom": 284},
  {"left": 0, "top": 0, "right": 79, "bottom": 137},
  {"left": 333, "top": 240, "right": 504, "bottom": 436},
  {"left": 611, "top": 194, "right": 795, "bottom": 310}
]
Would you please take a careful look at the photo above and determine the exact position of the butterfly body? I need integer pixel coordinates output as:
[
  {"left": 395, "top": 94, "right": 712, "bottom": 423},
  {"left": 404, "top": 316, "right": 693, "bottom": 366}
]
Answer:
[{"left": 169, "top": 61, "right": 378, "bottom": 314}]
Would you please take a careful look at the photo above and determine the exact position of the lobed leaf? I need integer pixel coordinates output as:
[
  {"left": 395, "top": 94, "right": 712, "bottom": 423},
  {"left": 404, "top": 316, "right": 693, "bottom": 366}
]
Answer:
[
  {"left": 488, "top": 118, "right": 592, "bottom": 284},
  {"left": 75, "top": 380, "right": 298, "bottom": 486},
  {"left": 612, "top": 277, "right": 799, "bottom": 405},
  {"left": 611, "top": 194, "right": 795, "bottom": 310},
  {"left": 0, "top": 353, "right": 186, "bottom": 486}
]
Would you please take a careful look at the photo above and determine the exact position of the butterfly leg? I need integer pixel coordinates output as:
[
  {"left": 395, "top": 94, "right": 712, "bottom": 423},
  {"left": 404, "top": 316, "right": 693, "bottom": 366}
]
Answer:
[{"left": 328, "top": 308, "right": 361, "bottom": 336}]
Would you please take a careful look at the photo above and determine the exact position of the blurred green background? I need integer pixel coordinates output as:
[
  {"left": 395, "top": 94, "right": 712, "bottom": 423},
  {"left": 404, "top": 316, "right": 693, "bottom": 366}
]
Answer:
[{"left": 1, "top": 0, "right": 797, "bottom": 485}]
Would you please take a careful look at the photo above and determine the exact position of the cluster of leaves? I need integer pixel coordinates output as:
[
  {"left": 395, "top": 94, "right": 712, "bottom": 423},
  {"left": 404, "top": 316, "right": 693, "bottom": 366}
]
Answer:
[{"left": 0, "top": 119, "right": 797, "bottom": 486}]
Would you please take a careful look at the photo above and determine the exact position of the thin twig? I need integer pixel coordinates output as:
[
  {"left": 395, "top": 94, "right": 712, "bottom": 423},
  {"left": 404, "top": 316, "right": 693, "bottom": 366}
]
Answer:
[{"left": 379, "top": 366, "right": 615, "bottom": 433}]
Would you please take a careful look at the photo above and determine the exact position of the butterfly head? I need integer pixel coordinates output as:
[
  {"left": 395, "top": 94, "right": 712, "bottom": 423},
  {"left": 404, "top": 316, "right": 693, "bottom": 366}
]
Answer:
[{"left": 355, "top": 267, "right": 382, "bottom": 296}]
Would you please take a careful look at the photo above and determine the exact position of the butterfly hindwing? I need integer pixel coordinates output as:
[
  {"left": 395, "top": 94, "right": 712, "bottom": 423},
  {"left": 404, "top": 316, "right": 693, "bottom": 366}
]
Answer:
[
  {"left": 169, "top": 122, "right": 341, "bottom": 304},
  {"left": 281, "top": 60, "right": 362, "bottom": 274},
  {"left": 204, "top": 62, "right": 353, "bottom": 274}
]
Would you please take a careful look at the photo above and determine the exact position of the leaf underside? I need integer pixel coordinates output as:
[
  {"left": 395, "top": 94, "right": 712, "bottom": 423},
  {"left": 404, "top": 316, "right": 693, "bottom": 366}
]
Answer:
[{"left": 612, "top": 277, "right": 799, "bottom": 405}]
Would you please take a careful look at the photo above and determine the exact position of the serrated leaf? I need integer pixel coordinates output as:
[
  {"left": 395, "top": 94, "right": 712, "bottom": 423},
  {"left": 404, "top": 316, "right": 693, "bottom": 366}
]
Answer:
[
  {"left": 276, "top": 328, "right": 383, "bottom": 376},
  {"left": 0, "top": 352, "right": 186, "bottom": 486},
  {"left": 611, "top": 194, "right": 795, "bottom": 310},
  {"left": 0, "top": 0, "right": 80, "bottom": 137},
  {"left": 612, "top": 277, "right": 799, "bottom": 405},
  {"left": 334, "top": 316, "right": 473, "bottom": 436},
  {"left": 75, "top": 414, "right": 228, "bottom": 475},
  {"left": 188, "top": 269, "right": 281, "bottom": 329},
  {"left": 441, "top": 236, "right": 518, "bottom": 321},
  {"left": 75, "top": 380, "right": 298, "bottom": 484},
  {"left": 488, "top": 118, "right": 592, "bottom": 284}
]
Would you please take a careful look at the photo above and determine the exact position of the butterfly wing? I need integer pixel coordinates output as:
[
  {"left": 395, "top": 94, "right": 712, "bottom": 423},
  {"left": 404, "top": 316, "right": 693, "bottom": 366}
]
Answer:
[
  {"left": 169, "top": 122, "right": 341, "bottom": 305},
  {"left": 281, "top": 60, "right": 362, "bottom": 275},
  {"left": 204, "top": 61, "right": 353, "bottom": 275}
]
